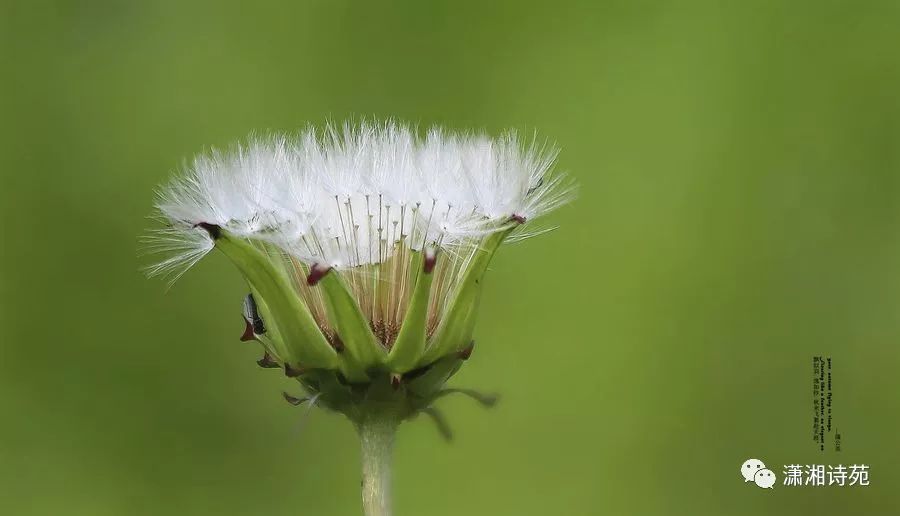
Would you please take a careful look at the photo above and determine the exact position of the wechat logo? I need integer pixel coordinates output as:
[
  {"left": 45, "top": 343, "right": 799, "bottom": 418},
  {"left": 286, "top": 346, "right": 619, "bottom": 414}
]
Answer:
[{"left": 741, "top": 458, "right": 776, "bottom": 489}]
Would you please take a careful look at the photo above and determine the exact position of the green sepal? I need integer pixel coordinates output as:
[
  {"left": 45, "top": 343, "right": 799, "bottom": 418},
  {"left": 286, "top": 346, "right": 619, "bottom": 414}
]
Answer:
[
  {"left": 407, "top": 355, "right": 463, "bottom": 400},
  {"left": 300, "top": 369, "right": 356, "bottom": 411},
  {"left": 421, "top": 407, "right": 453, "bottom": 441},
  {"left": 318, "top": 269, "right": 384, "bottom": 381},
  {"left": 211, "top": 230, "right": 338, "bottom": 370},
  {"left": 432, "top": 387, "right": 499, "bottom": 408},
  {"left": 386, "top": 250, "right": 435, "bottom": 373},
  {"left": 419, "top": 229, "right": 512, "bottom": 364},
  {"left": 247, "top": 287, "right": 290, "bottom": 360}
]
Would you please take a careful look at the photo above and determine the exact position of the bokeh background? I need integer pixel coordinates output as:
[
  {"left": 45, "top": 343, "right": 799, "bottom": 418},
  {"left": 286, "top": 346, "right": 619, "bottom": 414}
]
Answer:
[{"left": 2, "top": 1, "right": 899, "bottom": 514}]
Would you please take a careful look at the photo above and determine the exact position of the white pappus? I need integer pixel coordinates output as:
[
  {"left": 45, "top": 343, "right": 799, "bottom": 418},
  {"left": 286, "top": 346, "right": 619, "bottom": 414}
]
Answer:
[{"left": 145, "top": 120, "right": 576, "bottom": 343}]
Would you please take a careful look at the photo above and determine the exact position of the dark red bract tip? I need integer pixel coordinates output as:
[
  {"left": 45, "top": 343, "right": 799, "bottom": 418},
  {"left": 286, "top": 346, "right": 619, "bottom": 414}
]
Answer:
[
  {"left": 240, "top": 319, "right": 256, "bottom": 342},
  {"left": 423, "top": 248, "right": 438, "bottom": 274},
  {"left": 194, "top": 222, "right": 221, "bottom": 239},
  {"left": 282, "top": 392, "right": 305, "bottom": 406},
  {"left": 307, "top": 264, "right": 332, "bottom": 286},
  {"left": 458, "top": 340, "right": 475, "bottom": 360},
  {"left": 284, "top": 363, "right": 305, "bottom": 378},
  {"left": 390, "top": 374, "right": 402, "bottom": 390},
  {"left": 511, "top": 214, "right": 527, "bottom": 224},
  {"left": 257, "top": 352, "right": 279, "bottom": 369}
]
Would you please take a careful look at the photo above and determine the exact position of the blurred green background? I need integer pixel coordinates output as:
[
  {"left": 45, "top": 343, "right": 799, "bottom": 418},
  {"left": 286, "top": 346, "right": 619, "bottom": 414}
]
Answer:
[{"left": 2, "top": 1, "right": 899, "bottom": 514}]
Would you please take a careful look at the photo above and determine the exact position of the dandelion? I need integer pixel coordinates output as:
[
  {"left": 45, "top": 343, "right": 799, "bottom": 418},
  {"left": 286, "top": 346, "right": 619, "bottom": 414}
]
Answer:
[{"left": 144, "top": 121, "right": 576, "bottom": 516}]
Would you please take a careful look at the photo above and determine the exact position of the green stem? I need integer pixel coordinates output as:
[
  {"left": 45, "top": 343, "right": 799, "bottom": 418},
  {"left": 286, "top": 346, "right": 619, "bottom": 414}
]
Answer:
[{"left": 357, "top": 415, "right": 397, "bottom": 516}]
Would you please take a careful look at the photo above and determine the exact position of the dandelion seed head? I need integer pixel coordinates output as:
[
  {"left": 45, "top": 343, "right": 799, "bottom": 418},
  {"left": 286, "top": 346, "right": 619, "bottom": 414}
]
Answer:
[{"left": 145, "top": 121, "right": 575, "bottom": 339}]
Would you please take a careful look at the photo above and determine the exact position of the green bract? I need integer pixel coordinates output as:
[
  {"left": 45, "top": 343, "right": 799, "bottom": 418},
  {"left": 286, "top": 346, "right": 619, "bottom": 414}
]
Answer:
[{"left": 200, "top": 223, "right": 509, "bottom": 424}]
